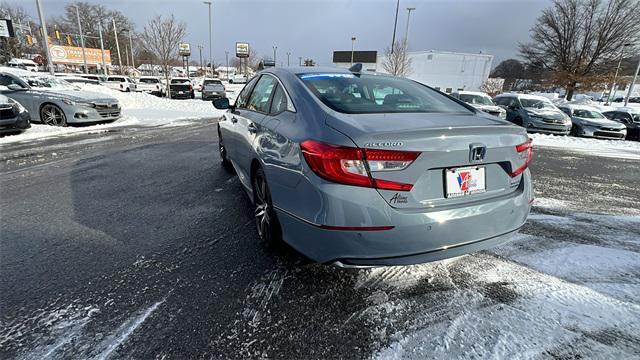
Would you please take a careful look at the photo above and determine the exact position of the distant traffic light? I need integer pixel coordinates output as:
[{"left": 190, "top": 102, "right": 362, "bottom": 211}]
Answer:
[
  {"left": 55, "top": 30, "right": 60, "bottom": 40},
  {"left": 26, "top": 35, "right": 33, "bottom": 45},
  {"left": 66, "top": 35, "right": 72, "bottom": 45}
]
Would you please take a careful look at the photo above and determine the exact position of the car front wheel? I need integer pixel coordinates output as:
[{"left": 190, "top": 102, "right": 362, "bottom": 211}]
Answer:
[{"left": 40, "top": 104, "right": 67, "bottom": 127}]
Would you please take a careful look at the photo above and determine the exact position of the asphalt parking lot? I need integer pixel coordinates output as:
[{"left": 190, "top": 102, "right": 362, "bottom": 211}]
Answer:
[{"left": 1, "top": 121, "right": 639, "bottom": 359}]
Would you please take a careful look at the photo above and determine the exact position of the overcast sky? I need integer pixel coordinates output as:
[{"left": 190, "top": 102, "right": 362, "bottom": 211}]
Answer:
[{"left": 18, "top": 0, "right": 551, "bottom": 67}]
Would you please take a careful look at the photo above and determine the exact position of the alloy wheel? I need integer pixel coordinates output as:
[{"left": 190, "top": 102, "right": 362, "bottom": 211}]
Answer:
[
  {"left": 254, "top": 171, "right": 273, "bottom": 243},
  {"left": 41, "top": 104, "right": 67, "bottom": 126}
]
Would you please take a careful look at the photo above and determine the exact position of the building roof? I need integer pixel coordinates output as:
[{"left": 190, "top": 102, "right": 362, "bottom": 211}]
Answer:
[{"left": 406, "top": 50, "right": 494, "bottom": 58}]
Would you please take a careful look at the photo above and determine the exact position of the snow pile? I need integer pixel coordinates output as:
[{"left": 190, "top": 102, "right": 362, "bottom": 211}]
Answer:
[{"left": 530, "top": 133, "right": 640, "bottom": 160}]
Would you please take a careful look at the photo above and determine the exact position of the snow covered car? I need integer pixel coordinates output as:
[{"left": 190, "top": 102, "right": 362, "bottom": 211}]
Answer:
[
  {"left": 78, "top": 74, "right": 106, "bottom": 83},
  {"left": 603, "top": 108, "right": 640, "bottom": 141},
  {"left": 169, "top": 78, "right": 195, "bottom": 99},
  {"left": 494, "top": 93, "right": 572, "bottom": 135},
  {"left": 0, "top": 92, "right": 30, "bottom": 135},
  {"left": 201, "top": 79, "right": 226, "bottom": 100},
  {"left": 136, "top": 76, "right": 165, "bottom": 97},
  {"left": 0, "top": 68, "right": 121, "bottom": 127},
  {"left": 104, "top": 75, "right": 137, "bottom": 92},
  {"left": 558, "top": 104, "right": 627, "bottom": 139},
  {"left": 57, "top": 76, "right": 101, "bottom": 86},
  {"left": 451, "top": 91, "right": 506, "bottom": 119}
]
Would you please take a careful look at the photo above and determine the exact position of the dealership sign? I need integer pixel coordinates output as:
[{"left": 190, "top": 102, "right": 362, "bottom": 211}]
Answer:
[
  {"left": 236, "top": 42, "right": 249, "bottom": 58},
  {"left": 49, "top": 45, "right": 111, "bottom": 65},
  {"left": 178, "top": 43, "right": 191, "bottom": 56},
  {"left": 0, "top": 19, "right": 14, "bottom": 38}
]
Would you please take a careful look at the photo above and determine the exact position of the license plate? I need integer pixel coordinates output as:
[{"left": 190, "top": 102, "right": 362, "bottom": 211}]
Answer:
[
  {"left": 445, "top": 166, "right": 486, "bottom": 198},
  {"left": 178, "top": 91, "right": 184, "bottom": 94}
]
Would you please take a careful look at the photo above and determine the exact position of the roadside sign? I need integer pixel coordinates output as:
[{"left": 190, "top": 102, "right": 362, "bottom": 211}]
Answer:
[
  {"left": 0, "top": 19, "right": 15, "bottom": 38},
  {"left": 236, "top": 42, "right": 249, "bottom": 58},
  {"left": 178, "top": 43, "right": 191, "bottom": 56}
]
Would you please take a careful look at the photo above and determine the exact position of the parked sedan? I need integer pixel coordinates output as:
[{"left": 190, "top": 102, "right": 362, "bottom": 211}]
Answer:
[
  {"left": 451, "top": 91, "right": 506, "bottom": 119},
  {"left": 603, "top": 108, "right": 640, "bottom": 141},
  {"left": 201, "top": 79, "right": 226, "bottom": 100},
  {"left": 0, "top": 93, "right": 30, "bottom": 135},
  {"left": 558, "top": 104, "right": 627, "bottom": 139},
  {"left": 0, "top": 68, "right": 121, "bottom": 126},
  {"left": 213, "top": 67, "right": 533, "bottom": 267},
  {"left": 494, "top": 93, "right": 572, "bottom": 135}
]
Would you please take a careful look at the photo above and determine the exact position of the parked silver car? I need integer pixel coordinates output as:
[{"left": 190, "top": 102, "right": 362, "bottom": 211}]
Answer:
[
  {"left": 558, "top": 104, "right": 627, "bottom": 139},
  {"left": 0, "top": 68, "right": 121, "bottom": 126},
  {"left": 213, "top": 67, "right": 533, "bottom": 267},
  {"left": 451, "top": 91, "right": 506, "bottom": 119}
]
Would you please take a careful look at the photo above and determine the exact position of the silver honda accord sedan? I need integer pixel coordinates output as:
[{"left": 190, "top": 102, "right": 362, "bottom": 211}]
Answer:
[{"left": 213, "top": 67, "right": 533, "bottom": 267}]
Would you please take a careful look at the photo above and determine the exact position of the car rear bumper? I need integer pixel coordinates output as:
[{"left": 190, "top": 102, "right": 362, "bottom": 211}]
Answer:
[{"left": 275, "top": 170, "right": 532, "bottom": 266}]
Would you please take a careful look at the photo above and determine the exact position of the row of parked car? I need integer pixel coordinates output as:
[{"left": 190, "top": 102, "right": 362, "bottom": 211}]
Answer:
[{"left": 451, "top": 91, "right": 640, "bottom": 141}]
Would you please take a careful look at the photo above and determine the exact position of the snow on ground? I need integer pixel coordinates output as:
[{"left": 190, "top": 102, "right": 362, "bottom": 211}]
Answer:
[
  {"left": 530, "top": 133, "right": 640, "bottom": 160},
  {"left": 0, "top": 83, "right": 245, "bottom": 145}
]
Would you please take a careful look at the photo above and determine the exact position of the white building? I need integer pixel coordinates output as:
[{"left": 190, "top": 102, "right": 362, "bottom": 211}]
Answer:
[{"left": 377, "top": 50, "right": 494, "bottom": 93}]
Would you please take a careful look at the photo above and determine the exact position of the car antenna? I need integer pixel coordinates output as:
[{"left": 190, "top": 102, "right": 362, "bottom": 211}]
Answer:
[{"left": 349, "top": 63, "right": 363, "bottom": 74}]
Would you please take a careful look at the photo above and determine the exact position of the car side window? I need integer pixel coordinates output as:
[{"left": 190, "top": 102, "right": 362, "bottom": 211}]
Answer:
[
  {"left": 559, "top": 107, "right": 571, "bottom": 116},
  {"left": 246, "top": 75, "right": 277, "bottom": 113},
  {"left": 269, "top": 85, "right": 287, "bottom": 115},
  {"left": 494, "top": 97, "right": 508, "bottom": 106},
  {"left": 235, "top": 77, "right": 258, "bottom": 109},
  {"left": 0, "top": 74, "right": 23, "bottom": 87}
]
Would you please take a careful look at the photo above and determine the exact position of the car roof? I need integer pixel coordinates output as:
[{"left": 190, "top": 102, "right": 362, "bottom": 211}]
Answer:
[
  {"left": 495, "top": 93, "right": 552, "bottom": 101},
  {"left": 558, "top": 104, "right": 603, "bottom": 112},
  {"left": 611, "top": 106, "right": 640, "bottom": 114},
  {"left": 455, "top": 91, "right": 490, "bottom": 96}
]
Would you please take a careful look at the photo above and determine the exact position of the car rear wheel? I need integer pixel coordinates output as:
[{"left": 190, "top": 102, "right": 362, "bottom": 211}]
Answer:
[
  {"left": 40, "top": 104, "right": 67, "bottom": 127},
  {"left": 253, "top": 167, "right": 282, "bottom": 244},
  {"left": 570, "top": 125, "right": 580, "bottom": 136}
]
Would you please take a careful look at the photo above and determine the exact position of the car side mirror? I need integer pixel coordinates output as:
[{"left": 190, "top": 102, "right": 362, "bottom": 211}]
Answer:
[
  {"left": 212, "top": 97, "right": 231, "bottom": 110},
  {"left": 7, "top": 84, "right": 26, "bottom": 91}
]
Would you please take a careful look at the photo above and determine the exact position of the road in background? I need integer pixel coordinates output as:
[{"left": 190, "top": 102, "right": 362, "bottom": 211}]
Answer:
[{"left": 1, "top": 122, "right": 639, "bottom": 359}]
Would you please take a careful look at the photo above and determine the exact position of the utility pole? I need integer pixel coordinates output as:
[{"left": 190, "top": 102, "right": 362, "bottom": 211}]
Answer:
[
  {"left": 203, "top": 1, "right": 213, "bottom": 76},
  {"left": 287, "top": 52, "right": 290, "bottom": 67},
  {"left": 75, "top": 5, "right": 88, "bottom": 73},
  {"left": 607, "top": 43, "right": 631, "bottom": 105},
  {"left": 128, "top": 30, "right": 135, "bottom": 69},
  {"left": 351, "top": 36, "right": 356, "bottom": 65},
  {"left": 225, "top": 50, "right": 229, "bottom": 80},
  {"left": 98, "top": 21, "right": 107, "bottom": 75},
  {"left": 272, "top": 46, "right": 277, "bottom": 67},
  {"left": 404, "top": 7, "right": 415, "bottom": 47},
  {"left": 391, "top": 0, "right": 400, "bottom": 54},
  {"left": 112, "top": 19, "right": 123, "bottom": 75},
  {"left": 35, "top": 0, "right": 54, "bottom": 74},
  {"left": 299, "top": 56, "right": 302, "bottom": 66},
  {"left": 625, "top": 57, "right": 640, "bottom": 106},
  {"left": 197, "top": 44, "right": 204, "bottom": 71}
]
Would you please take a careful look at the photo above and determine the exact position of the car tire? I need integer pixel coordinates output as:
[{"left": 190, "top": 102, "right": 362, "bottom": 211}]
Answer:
[
  {"left": 218, "top": 130, "right": 233, "bottom": 171},
  {"left": 252, "top": 167, "right": 282, "bottom": 245},
  {"left": 40, "top": 103, "right": 67, "bottom": 127},
  {"left": 570, "top": 125, "right": 580, "bottom": 137},
  {"left": 125, "top": 87, "right": 131, "bottom": 92}
]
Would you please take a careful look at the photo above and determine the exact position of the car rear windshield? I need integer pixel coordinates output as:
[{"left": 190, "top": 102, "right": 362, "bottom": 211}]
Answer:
[
  {"left": 139, "top": 78, "right": 159, "bottom": 84},
  {"left": 573, "top": 109, "right": 605, "bottom": 119},
  {"left": 519, "top": 98, "right": 556, "bottom": 109},
  {"left": 298, "top": 73, "right": 471, "bottom": 114},
  {"left": 459, "top": 94, "right": 494, "bottom": 106}
]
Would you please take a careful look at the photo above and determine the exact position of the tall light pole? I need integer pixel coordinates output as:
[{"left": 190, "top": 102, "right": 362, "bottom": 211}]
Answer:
[
  {"left": 299, "top": 56, "right": 302, "bottom": 66},
  {"left": 390, "top": 0, "right": 400, "bottom": 54},
  {"left": 35, "top": 0, "right": 54, "bottom": 74},
  {"left": 98, "top": 21, "right": 107, "bottom": 75},
  {"left": 112, "top": 19, "right": 123, "bottom": 75},
  {"left": 625, "top": 56, "right": 640, "bottom": 106},
  {"left": 272, "top": 46, "right": 277, "bottom": 67},
  {"left": 75, "top": 5, "right": 88, "bottom": 73},
  {"left": 607, "top": 43, "right": 631, "bottom": 105},
  {"left": 204, "top": 1, "right": 213, "bottom": 76},
  {"left": 128, "top": 30, "right": 135, "bottom": 69},
  {"left": 225, "top": 50, "right": 229, "bottom": 80},
  {"left": 350, "top": 36, "right": 356, "bottom": 65},
  {"left": 286, "top": 52, "right": 291, "bottom": 67},
  {"left": 404, "top": 7, "right": 415, "bottom": 47}
]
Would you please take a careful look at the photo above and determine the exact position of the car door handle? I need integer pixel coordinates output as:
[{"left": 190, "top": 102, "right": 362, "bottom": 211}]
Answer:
[
  {"left": 247, "top": 123, "right": 258, "bottom": 133},
  {"left": 231, "top": 116, "right": 238, "bottom": 123}
]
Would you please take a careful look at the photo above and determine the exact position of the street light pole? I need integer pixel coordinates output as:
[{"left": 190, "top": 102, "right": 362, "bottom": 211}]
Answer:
[
  {"left": 128, "top": 30, "right": 135, "bottom": 69},
  {"left": 112, "top": 19, "right": 123, "bottom": 75},
  {"left": 351, "top": 36, "right": 356, "bottom": 65},
  {"left": 625, "top": 56, "right": 640, "bottom": 106},
  {"left": 273, "top": 46, "right": 277, "bottom": 67},
  {"left": 299, "top": 56, "right": 302, "bottom": 66},
  {"left": 75, "top": 5, "right": 88, "bottom": 73},
  {"left": 35, "top": 0, "right": 54, "bottom": 74},
  {"left": 391, "top": 0, "right": 400, "bottom": 54},
  {"left": 204, "top": 1, "right": 213, "bottom": 76},
  {"left": 287, "top": 52, "right": 290, "bottom": 67},
  {"left": 98, "top": 21, "right": 107, "bottom": 75},
  {"left": 404, "top": 7, "right": 415, "bottom": 47},
  {"left": 607, "top": 43, "right": 631, "bottom": 105},
  {"left": 225, "top": 51, "right": 229, "bottom": 80}
]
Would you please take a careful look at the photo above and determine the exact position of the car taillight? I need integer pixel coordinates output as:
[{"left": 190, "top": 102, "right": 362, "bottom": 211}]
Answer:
[
  {"left": 300, "top": 140, "right": 419, "bottom": 191},
  {"left": 509, "top": 138, "right": 533, "bottom": 177}
]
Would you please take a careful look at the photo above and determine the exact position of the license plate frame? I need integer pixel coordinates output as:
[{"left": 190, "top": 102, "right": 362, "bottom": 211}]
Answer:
[{"left": 445, "top": 166, "right": 486, "bottom": 198}]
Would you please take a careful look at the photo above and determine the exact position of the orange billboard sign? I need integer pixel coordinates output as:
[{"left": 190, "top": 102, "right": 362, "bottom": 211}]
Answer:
[{"left": 49, "top": 45, "right": 112, "bottom": 66}]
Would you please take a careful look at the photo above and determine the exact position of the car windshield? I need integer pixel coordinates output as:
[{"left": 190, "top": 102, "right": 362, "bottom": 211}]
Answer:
[
  {"left": 26, "top": 76, "right": 79, "bottom": 90},
  {"left": 520, "top": 98, "right": 556, "bottom": 109},
  {"left": 204, "top": 84, "right": 224, "bottom": 91},
  {"left": 171, "top": 79, "right": 190, "bottom": 84},
  {"left": 633, "top": 114, "right": 640, "bottom": 122},
  {"left": 139, "top": 78, "right": 159, "bottom": 84},
  {"left": 459, "top": 94, "right": 494, "bottom": 106},
  {"left": 298, "top": 73, "right": 471, "bottom": 114},
  {"left": 573, "top": 109, "right": 605, "bottom": 119},
  {"left": 203, "top": 80, "right": 221, "bottom": 86}
]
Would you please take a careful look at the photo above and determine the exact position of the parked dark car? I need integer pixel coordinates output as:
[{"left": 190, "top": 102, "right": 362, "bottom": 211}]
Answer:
[
  {"left": 201, "top": 79, "right": 226, "bottom": 101},
  {"left": 603, "top": 108, "right": 640, "bottom": 141},
  {"left": 494, "top": 93, "right": 572, "bottom": 135},
  {"left": 169, "top": 78, "right": 194, "bottom": 99},
  {"left": 0, "top": 93, "right": 30, "bottom": 135}
]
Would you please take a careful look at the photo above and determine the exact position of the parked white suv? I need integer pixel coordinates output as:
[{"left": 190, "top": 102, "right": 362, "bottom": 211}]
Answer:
[
  {"left": 104, "top": 75, "right": 137, "bottom": 92},
  {"left": 136, "top": 76, "right": 164, "bottom": 97},
  {"left": 228, "top": 73, "right": 248, "bottom": 84}
]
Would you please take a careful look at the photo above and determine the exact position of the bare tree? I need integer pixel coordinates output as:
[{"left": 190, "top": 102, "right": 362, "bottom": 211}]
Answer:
[
  {"left": 382, "top": 39, "right": 412, "bottom": 77},
  {"left": 480, "top": 78, "right": 505, "bottom": 96},
  {"left": 519, "top": 0, "right": 640, "bottom": 100},
  {"left": 139, "top": 15, "right": 186, "bottom": 95}
]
